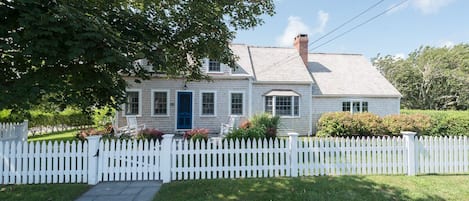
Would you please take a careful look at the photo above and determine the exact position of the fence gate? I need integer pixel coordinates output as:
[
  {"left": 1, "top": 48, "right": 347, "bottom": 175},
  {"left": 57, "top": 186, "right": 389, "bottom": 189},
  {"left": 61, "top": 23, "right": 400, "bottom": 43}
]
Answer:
[{"left": 97, "top": 139, "right": 162, "bottom": 182}]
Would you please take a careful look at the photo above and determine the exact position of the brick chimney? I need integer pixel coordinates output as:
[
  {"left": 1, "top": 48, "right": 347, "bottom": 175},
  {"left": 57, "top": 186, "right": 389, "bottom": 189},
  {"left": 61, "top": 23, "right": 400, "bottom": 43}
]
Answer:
[{"left": 294, "top": 34, "right": 308, "bottom": 65}]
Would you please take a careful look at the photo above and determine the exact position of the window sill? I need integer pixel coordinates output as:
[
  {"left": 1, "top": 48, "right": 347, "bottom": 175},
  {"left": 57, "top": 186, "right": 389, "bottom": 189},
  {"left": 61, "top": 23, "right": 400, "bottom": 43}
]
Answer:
[
  {"left": 200, "top": 115, "right": 217, "bottom": 118},
  {"left": 207, "top": 72, "right": 224, "bottom": 74},
  {"left": 122, "top": 114, "right": 142, "bottom": 118},
  {"left": 151, "top": 114, "right": 170, "bottom": 117},
  {"left": 279, "top": 116, "right": 301, "bottom": 119}
]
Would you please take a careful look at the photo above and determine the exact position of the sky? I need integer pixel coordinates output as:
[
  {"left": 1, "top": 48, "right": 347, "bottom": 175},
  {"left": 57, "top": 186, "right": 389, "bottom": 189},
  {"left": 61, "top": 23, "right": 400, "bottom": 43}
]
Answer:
[{"left": 233, "top": 0, "right": 469, "bottom": 60}]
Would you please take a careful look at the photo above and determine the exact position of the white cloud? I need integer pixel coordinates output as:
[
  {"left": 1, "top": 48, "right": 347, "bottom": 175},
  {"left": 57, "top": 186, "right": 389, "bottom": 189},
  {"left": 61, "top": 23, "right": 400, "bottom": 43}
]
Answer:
[
  {"left": 312, "top": 10, "right": 329, "bottom": 34},
  {"left": 276, "top": 10, "right": 329, "bottom": 46},
  {"left": 413, "top": 0, "right": 454, "bottom": 14},
  {"left": 386, "top": 0, "right": 454, "bottom": 15},
  {"left": 393, "top": 53, "right": 407, "bottom": 60},
  {"left": 386, "top": 2, "right": 410, "bottom": 15},
  {"left": 276, "top": 16, "right": 311, "bottom": 46},
  {"left": 439, "top": 40, "right": 455, "bottom": 48}
]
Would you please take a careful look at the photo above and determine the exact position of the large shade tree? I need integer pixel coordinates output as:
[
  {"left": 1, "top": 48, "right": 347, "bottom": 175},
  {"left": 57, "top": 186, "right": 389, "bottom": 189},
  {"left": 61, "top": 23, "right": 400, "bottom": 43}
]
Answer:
[
  {"left": 0, "top": 0, "right": 275, "bottom": 113},
  {"left": 373, "top": 44, "right": 469, "bottom": 110}
]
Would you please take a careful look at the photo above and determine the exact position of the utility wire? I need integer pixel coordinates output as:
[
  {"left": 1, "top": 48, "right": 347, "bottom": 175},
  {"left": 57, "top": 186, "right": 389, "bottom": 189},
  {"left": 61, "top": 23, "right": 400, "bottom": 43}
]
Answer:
[
  {"left": 308, "top": 0, "right": 386, "bottom": 47},
  {"left": 263, "top": 0, "right": 387, "bottom": 70},
  {"left": 311, "top": 0, "right": 409, "bottom": 51}
]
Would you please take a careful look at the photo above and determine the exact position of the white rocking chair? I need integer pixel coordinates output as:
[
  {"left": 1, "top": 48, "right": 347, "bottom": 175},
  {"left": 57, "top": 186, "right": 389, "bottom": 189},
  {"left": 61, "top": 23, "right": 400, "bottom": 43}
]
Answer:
[
  {"left": 220, "top": 116, "right": 239, "bottom": 137},
  {"left": 118, "top": 116, "right": 146, "bottom": 135}
]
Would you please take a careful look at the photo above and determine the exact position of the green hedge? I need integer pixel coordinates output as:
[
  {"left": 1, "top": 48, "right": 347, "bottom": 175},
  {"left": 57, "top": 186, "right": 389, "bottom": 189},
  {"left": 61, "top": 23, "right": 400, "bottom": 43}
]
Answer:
[
  {"left": 317, "top": 112, "right": 386, "bottom": 137},
  {"left": 0, "top": 107, "right": 115, "bottom": 128},
  {"left": 317, "top": 111, "right": 468, "bottom": 137},
  {"left": 401, "top": 110, "right": 469, "bottom": 136}
]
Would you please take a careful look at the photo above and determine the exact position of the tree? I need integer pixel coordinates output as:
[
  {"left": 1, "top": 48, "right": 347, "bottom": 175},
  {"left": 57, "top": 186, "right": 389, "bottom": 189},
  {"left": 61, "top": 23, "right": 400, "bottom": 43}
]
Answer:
[
  {"left": 0, "top": 0, "right": 275, "bottom": 113},
  {"left": 373, "top": 44, "right": 469, "bottom": 110}
]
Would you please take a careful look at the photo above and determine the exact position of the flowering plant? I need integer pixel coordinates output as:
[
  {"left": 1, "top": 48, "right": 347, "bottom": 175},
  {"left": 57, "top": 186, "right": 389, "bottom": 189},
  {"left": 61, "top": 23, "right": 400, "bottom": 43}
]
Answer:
[
  {"left": 183, "top": 128, "right": 209, "bottom": 141},
  {"left": 137, "top": 128, "right": 164, "bottom": 141}
]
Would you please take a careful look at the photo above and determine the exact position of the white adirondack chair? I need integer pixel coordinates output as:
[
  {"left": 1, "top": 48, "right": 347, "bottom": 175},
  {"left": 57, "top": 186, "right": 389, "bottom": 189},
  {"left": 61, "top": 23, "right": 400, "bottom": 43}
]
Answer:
[
  {"left": 118, "top": 116, "right": 146, "bottom": 135},
  {"left": 220, "top": 116, "right": 239, "bottom": 137}
]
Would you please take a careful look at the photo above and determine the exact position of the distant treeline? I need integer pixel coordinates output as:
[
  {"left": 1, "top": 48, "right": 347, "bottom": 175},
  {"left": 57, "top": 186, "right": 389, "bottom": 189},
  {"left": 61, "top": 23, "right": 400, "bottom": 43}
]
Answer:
[{"left": 373, "top": 44, "right": 469, "bottom": 110}]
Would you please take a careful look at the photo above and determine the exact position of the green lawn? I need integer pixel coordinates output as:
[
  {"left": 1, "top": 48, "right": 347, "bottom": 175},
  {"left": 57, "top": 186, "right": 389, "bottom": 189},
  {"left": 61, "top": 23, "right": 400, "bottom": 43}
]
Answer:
[
  {"left": 28, "top": 129, "right": 78, "bottom": 142},
  {"left": 154, "top": 175, "right": 469, "bottom": 201},
  {"left": 0, "top": 184, "right": 89, "bottom": 201}
]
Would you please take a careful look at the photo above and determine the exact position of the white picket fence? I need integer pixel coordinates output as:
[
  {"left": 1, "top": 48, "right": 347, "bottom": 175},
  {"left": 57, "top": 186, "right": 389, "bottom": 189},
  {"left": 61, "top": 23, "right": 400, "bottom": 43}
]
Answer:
[
  {"left": 98, "top": 139, "right": 161, "bottom": 182},
  {"left": 171, "top": 138, "right": 291, "bottom": 180},
  {"left": 0, "top": 140, "right": 88, "bottom": 184},
  {"left": 0, "top": 133, "right": 467, "bottom": 185},
  {"left": 0, "top": 120, "right": 28, "bottom": 142},
  {"left": 296, "top": 136, "right": 409, "bottom": 176}
]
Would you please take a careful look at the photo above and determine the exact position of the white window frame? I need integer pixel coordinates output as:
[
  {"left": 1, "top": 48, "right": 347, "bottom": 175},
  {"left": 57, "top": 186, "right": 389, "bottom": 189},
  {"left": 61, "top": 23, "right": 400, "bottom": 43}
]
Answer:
[
  {"left": 229, "top": 91, "right": 245, "bottom": 116},
  {"left": 207, "top": 59, "right": 223, "bottom": 73},
  {"left": 342, "top": 99, "right": 368, "bottom": 114},
  {"left": 151, "top": 89, "right": 170, "bottom": 117},
  {"left": 200, "top": 91, "right": 217, "bottom": 117},
  {"left": 264, "top": 96, "right": 300, "bottom": 118},
  {"left": 123, "top": 89, "right": 142, "bottom": 117}
]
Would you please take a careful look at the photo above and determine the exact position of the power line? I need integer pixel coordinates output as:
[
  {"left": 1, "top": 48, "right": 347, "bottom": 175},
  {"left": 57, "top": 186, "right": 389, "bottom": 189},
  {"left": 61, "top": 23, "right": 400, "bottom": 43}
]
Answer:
[
  {"left": 310, "top": 0, "right": 409, "bottom": 51},
  {"left": 308, "top": 0, "right": 386, "bottom": 47},
  {"left": 263, "top": 0, "right": 387, "bottom": 70}
]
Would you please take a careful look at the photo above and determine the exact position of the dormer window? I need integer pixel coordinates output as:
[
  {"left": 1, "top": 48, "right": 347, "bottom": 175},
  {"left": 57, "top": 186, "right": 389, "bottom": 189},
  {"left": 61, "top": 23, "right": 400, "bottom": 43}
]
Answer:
[{"left": 208, "top": 60, "right": 221, "bottom": 72}]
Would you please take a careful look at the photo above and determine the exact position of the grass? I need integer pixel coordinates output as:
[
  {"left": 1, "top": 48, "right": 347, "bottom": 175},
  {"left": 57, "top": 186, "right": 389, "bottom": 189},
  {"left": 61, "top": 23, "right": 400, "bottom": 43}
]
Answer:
[
  {"left": 28, "top": 129, "right": 78, "bottom": 142},
  {"left": 154, "top": 175, "right": 469, "bottom": 201},
  {"left": 0, "top": 184, "right": 89, "bottom": 201}
]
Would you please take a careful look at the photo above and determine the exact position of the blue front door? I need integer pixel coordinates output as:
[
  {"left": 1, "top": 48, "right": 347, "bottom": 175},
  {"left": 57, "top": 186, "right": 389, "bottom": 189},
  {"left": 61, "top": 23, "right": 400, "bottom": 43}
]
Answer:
[{"left": 177, "top": 92, "right": 192, "bottom": 129}]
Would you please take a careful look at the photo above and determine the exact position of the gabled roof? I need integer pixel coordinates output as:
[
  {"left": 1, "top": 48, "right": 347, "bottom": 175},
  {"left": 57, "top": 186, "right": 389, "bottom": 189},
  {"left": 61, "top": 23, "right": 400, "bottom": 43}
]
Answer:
[
  {"left": 308, "top": 53, "right": 401, "bottom": 97},
  {"left": 231, "top": 44, "right": 312, "bottom": 83},
  {"left": 250, "top": 46, "right": 312, "bottom": 82},
  {"left": 230, "top": 44, "right": 254, "bottom": 76}
]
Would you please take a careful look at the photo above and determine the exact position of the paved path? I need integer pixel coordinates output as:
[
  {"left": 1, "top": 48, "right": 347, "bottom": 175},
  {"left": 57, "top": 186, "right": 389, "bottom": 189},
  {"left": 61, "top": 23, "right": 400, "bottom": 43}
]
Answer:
[{"left": 75, "top": 181, "right": 162, "bottom": 201}]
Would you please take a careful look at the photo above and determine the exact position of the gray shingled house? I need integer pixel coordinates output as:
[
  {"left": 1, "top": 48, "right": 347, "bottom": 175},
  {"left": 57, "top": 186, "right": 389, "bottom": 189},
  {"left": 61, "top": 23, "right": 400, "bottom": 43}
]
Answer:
[{"left": 117, "top": 34, "right": 401, "bottom": 136}]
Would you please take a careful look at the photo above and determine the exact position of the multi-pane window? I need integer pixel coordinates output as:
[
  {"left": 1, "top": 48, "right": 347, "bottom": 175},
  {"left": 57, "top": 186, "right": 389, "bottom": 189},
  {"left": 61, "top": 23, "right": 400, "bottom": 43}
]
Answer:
[
  {"left": 342, "top": 100, "right": 368, "bottom": 113},
  {"left": 353, "top": 101, "right": 360, "bottom": 113},
  {"left": 201, "top": 92, "right": 215, "bottom": 115},
  {"left": 230, "top": 93, "right": 243, "bottom": 115},
  {"left": 362, "top": 102, "right": 368, "bottom": 112},
  {"left": 208, "top": 60, "right": 221, "bottom": 72},
  {"left": 125, "top": 91, "right": 140, "bottom": 115},
  {"left": 265, "top": 96, "right": 299, "bottom": 117},
  {"left": 153, "top": 91, "right": 168, "bottom": 115},
  {"left": 265, "top": 96, "right": 273, "bottom": 114},
  {"left": 342, "top": 102, "right": 351, "bottom": 112},
  {"left": 293, "top": 96, "right": 299, "bottom": 116}
]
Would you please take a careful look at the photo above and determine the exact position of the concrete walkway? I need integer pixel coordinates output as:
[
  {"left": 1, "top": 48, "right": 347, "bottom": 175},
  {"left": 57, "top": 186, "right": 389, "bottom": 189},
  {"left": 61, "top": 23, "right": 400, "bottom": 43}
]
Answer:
[{"left": 75, "top": 181, "right": 162, "bottom": 201}]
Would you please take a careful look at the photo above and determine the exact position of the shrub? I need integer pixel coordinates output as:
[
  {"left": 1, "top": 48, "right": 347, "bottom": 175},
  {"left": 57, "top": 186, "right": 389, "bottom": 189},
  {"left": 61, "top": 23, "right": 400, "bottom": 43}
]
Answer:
[
  {"left": 402, "top": 110, "right": 469, "bottom": 136},
  {"left": 184, "top": 128, "right": 209, "bottom": 141},
  {"left": 225, "top": 126, "right": 266, "bottom": 140},
  {"left": 316, "top": 112, "right": 353, "bottom": 137},
  {"left": 250, "top": 113, "right": 280, "bottom": 138},
  {"left": 225, "top": 113, "right": 280, "bottom": 140},
  {"left": 317, "top": 112, "right": 434, "bottom": 137},
  {"left": 352, "top": 113, "right": 386, "bottom": 136},
  {"left": 136, "top": 128, "right": 164, "bottom": 141},
  {"left": 382, "top": 114, "right": 432, "bottom": 135}
]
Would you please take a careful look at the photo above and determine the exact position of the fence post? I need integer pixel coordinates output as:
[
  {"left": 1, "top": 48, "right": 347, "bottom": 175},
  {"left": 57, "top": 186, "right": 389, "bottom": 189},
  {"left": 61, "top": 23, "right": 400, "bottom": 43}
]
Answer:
[
  {"left": 402, "top": 131, "right": 417, "bottom": 176},
  {"left": 161, "top": 134, "right": 174, "bottom": 183},
  {"left": 288, "top": 132, "right": 299, "bottom": 177},
  {"left": 21, "top": 120, "right": 28, "bottom": 141},
  {"left": 14, "top": 120, "right": 28, "bottom": 142},
  {"left": 86, "top": 135, "right": 101, "bottom": 185}
]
